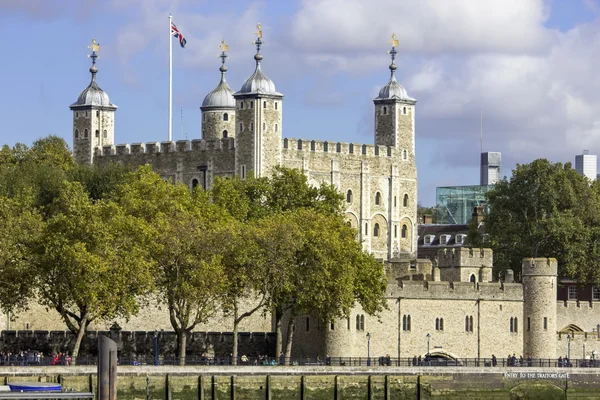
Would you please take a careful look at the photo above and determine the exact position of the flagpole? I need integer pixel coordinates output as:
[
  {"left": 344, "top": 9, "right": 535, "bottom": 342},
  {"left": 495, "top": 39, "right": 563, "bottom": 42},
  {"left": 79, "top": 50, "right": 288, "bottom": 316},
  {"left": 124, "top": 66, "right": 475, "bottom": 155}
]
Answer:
[{"left": 168, "top": 14, "right": 173, "bottom": 142}]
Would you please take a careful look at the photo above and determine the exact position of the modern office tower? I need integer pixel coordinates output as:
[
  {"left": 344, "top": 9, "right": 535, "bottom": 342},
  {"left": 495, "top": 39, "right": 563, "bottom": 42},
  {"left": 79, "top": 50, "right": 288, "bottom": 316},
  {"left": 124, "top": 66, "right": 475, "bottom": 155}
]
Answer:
[
  {"left": 480, "top": 152, "right": 501, "bottom": 186},
  {"left": 575, "top": 151, "right": 597, "bottom": 181}
]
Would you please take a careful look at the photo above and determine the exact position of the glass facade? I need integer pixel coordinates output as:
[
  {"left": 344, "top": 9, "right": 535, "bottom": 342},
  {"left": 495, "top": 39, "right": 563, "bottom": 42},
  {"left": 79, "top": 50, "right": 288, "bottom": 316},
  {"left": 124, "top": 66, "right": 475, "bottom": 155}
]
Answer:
[{"left": 436, "top": 185, "right": 494, "bottom": 224}]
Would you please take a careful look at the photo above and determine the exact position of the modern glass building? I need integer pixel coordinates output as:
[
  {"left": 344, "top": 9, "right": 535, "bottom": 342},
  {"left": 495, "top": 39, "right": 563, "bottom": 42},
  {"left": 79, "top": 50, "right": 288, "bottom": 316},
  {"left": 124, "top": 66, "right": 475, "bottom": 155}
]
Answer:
[{"left": 436, "top": 185, "right": 494, "bottom": 224}]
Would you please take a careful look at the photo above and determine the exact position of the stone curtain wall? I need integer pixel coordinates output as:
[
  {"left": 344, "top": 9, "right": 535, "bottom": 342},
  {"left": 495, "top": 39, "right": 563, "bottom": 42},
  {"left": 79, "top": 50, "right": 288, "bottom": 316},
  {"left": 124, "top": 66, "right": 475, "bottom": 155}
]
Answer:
[{"left": 0, "top": 330, "right": 275, "bottom": 359}]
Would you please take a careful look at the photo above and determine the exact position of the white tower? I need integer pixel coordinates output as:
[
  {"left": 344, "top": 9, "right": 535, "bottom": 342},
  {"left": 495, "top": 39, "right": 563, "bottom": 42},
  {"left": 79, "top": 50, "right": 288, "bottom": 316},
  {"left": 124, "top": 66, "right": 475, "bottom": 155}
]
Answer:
[{"left": 575, "top": 150, "right": 597, "bottom": 181}]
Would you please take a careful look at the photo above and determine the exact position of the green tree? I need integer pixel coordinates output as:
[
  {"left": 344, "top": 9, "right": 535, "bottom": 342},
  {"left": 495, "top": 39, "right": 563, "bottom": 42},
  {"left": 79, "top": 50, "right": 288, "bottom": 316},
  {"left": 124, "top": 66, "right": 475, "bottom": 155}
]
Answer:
[
  {"left": 0, "top": 194, "right": 42, "bottom": 314},
  {"left": 485, "top": 159, "right": 600, "bottom": 282},
  {"left": 113, "top": 166, "right": 229, "bottom": 364},
  {"left": 35, "top": 181, "right": 155, "bottom": 363}
]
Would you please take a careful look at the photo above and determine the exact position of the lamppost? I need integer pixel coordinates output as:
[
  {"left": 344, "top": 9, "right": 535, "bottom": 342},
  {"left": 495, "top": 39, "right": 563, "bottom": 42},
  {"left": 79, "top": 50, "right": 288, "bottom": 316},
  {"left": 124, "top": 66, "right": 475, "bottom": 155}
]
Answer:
[
  {"left": 567, "top": 334, "right": 571, "bottom": 366},
  {"left": 154, "top": 330, "right": 159, "bottom": 366},
  {"left": 426, "top": 333, "right": 431, "bottom": 366},
  {"left": 366, "top": 332, "right": 371, "bottom": 366}
]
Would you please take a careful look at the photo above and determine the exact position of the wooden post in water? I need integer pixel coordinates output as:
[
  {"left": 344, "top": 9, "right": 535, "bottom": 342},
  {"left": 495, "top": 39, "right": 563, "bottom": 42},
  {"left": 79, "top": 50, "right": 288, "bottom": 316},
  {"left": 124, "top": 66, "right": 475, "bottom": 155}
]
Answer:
[
  {"left": 300, "top": 375, "right": 305, "bottom": 400},
  {"left": 230, "top": 376, "right": 236, "bottom": 400},
  {"left": 98, "top": 335, "right": 117, "bottom": 400},
  {"left": 334, "top": 375, "right": 339, "bottom": 400},
  {"left": 198, "top": 375, "right": 203, "bottom": 400},
  {"left": 368, "top": 375, "right": 372, "bottom": 400},
  {"left": 211, "top": 376, "right": 215, "bottom": 400},
  {"left": 384, "top": 375, "right": 390, "bottom": 400},
  {"left": 266, "top": 375, "right": 271, "bottom": 400}
]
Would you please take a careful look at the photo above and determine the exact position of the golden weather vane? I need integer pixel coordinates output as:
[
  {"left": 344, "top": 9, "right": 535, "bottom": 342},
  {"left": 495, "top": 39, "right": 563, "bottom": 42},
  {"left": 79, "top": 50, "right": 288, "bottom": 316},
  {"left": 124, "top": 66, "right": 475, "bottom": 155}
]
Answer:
[
  {"left": 391, "top": 33, "right": 398, "bottom": 48},
  {"left": 87, "top": 38, "right": 100, "bottom": 64},
  {"left": 255, "top": 23, "right": 262, "bottom": 39},
  {"left": 219, "top": 39, "right": 229, "bottom": 53}
]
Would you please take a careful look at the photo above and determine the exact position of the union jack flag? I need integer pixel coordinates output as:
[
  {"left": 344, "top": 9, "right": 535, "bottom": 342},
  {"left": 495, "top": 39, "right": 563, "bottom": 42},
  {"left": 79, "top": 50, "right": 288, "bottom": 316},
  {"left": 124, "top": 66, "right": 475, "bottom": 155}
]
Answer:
[{"left": 171, "top": 21, "right": 187, "bottom": 48}]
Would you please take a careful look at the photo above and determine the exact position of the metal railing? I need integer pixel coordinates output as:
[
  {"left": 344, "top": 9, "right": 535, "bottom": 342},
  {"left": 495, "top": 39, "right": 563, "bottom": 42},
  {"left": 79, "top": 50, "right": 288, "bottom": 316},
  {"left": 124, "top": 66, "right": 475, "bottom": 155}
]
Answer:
[{"left": 0, "top": 355, "right": 598, "bottom": 368}]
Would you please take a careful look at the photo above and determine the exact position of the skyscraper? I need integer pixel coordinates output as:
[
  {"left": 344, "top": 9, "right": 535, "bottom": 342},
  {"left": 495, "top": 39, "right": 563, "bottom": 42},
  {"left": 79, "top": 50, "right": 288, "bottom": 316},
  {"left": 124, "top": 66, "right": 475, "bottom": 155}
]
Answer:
[
  {"left": 480, "top": 152, "right": 501, "bottom": 186},
  {"left": 575, "top": 150, "right": 597, "bottom": 181}
]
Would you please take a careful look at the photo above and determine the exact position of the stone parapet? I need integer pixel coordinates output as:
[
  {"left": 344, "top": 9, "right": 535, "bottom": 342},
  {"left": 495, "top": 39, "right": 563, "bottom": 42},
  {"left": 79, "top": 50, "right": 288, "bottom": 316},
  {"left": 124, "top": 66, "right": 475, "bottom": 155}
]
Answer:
[
  {"left": 283, "top": 138, "right": 396, "bottom": 158},
  {"left": 94, "top": 138, "right": 236, "bottom": 158},
  {"left": 436, "top": 248, "right": 493, "bottom": 269},
  {"left": 397, "top": 280, "right": 524, "bottom": 301}
]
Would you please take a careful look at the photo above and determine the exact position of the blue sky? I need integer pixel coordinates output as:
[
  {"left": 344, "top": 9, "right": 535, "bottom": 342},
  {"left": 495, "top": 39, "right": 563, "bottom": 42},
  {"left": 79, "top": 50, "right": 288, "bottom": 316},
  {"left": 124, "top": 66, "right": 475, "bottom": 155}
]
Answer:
[{"left": 1, "top": 0, "right": 599, "bottom": 206}]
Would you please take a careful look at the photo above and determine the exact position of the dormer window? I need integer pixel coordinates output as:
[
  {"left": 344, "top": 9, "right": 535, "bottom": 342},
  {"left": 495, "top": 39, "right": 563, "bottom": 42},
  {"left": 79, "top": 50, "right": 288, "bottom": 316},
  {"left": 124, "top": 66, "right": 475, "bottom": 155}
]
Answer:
[
  {"left": 456, "top": 234, "right": 467, "bottom": 245},
  {"left": 439, "top": 234, "right": 451, "bottom": 245},
  {"left": 424, "top": 234, "right": 435, "bottom": 245}
]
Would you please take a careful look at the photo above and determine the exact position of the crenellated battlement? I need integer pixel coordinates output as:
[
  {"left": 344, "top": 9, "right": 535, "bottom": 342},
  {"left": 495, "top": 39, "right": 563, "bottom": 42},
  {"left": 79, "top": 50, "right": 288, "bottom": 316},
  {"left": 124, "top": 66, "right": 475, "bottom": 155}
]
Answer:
[
  {"left": 282, "top": 138, "right": 396, "bottom": 158},
  {"left": 94, "top": 138, "right": 236, "bottom": 158},
  {"left": 397, "top": 279, "right": 523, "bottom": 301},
  {"left": 437, "top": 247, "right": 493, "bottom": 268}
]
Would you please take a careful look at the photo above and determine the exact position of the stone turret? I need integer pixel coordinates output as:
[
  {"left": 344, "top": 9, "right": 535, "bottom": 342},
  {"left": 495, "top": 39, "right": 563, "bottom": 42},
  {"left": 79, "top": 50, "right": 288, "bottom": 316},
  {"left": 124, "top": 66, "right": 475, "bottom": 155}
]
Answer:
[
  {"left": 70, "top": 39, "right": 117, "bottom": 164},
  {"left": 234, "top": 24, "right": 283, "bottom": 178},
  {"left": 522, "top": 258, "right": 558, "bottom": 359},
  {"left": 200, "top": 40, "right": 236, "bottom": 140}
]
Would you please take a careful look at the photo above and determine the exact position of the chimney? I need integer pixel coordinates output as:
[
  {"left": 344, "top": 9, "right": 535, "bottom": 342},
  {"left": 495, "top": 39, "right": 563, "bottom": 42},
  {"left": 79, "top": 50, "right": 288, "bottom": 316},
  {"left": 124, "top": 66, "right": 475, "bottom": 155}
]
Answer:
[
  {"left": 423, "top": 215, "right": 433, "bottom": 224},
  {"left": 472, "top": 205, "right": 485, "bottom": 225}
]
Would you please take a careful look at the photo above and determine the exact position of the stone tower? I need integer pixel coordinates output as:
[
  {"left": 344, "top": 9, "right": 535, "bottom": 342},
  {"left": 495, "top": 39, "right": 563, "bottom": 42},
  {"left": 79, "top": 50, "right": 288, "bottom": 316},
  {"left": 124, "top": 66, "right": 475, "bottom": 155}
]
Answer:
[
  {"left": 373, "top": 34, "right": 418, "bottom": 258},
  {"left": 200, "top": 40, "right": 236, "bottom": 140},
  {"left": 522, "top": 258, "right": 558, "bottom": 359},
  {"left": 69, "top": 39, "right": 117, "bottom": 164},
  {"left": 234, "top": 24, "right": 283, "bottom": 178}
]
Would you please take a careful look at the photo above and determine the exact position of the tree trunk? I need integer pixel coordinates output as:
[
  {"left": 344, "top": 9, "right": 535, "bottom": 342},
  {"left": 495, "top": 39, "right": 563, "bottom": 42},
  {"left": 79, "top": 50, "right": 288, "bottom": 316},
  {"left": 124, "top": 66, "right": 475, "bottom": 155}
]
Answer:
[
  {"left": 232, "top": 319, "right": 239, "bottom": 366},
  {"left": 275, "top": 307, "right": 283, "bottom": 358},
  {"left": 177, "top": 330, "right": 187, "bottom": 366},
  {"left": 70, "top": 313, "right": 88, "bottom": 366},
  {"left": 284, "top": 317, "right": 295, "bottom": 361}
]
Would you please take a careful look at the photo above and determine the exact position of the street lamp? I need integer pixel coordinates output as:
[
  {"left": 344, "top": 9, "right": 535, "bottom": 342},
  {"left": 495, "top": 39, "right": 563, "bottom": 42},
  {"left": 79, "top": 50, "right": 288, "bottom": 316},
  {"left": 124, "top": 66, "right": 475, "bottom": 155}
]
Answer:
[
  {"left": 426, "top": 333, "right": 431, "bottom": 366},
  {"left": 154, "top": 330, "right": 159, "bottom": 366},
  {"left": 567, "top": 334, "right": 571, "bottom": 366},
  {"left": 366, "top": 332, "right": 371, "bottom": 366}
]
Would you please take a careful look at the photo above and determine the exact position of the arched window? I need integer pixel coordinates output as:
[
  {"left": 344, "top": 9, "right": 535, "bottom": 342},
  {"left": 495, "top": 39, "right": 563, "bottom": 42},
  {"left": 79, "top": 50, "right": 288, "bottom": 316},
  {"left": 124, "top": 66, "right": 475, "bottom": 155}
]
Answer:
[
  {"left": 401, "top": 224, "right": 407, "bottom": 238},
  {"left": 75, "top": 129, "right": 79, "bottom": 139},
  {"left": 403, "top": 194, "right": 409, "bottom": 207},
  {"left": 95, "top": 130, "right": 100, "bottom": 138},
  {"left": 383, "top": 106, "right": 387, "bottom": 115},
  {"left": 374, "top": 223, "right": 380, "bottom": 237},
  {"left": 192, "top": 179, "right": 199, "bottom": 188},
  {"left": 360, "top": 315, "right": 365, "bottom": 331},
  {"left": 407, "top": 315, "right": 411, "bottom": 331},
  {"left": 403, "top": 106, "right": 407, "bottom": 115},
  {"left": 84, "top": 129, "right": 88, "bottom": 138},
  {"left": 403, "top": 150, "right": 408, "bottom": 160},
  {"left": 470, "top": 274, "right": 476, "bottom": 283},
  {"left": 346, "top": 190, "right": 353, "bottom": 203},
  {"left": 263, "top": 101, "right": 267, "bottom": 109},
  {"left": 356, "top": 315, "right": 360, "bottom": 330},
  {"left": 375, "top": 192, "right": 381, "bottom": 205},
  {"left": 103, "top": 130, "right": 107, "bottom": 138},
  {"left": 394, "top": 225, "right": 397, "bottom": 238},
  {"left": 275, "top": 123, "right": 278, "bottom": 132},
  {"left": 222, "top": 130, "right": 228, "bottom": 138},
  {"left": 223, "top": 113, "right": 228, "bottom": 121}
]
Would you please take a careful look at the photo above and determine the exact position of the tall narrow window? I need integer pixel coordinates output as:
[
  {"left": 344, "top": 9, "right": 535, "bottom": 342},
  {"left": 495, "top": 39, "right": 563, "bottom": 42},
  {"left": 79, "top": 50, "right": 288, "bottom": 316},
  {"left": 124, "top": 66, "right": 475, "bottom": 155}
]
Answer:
[
  {"left": 466, "top": 316, "right": 470, "bottom": 332},
  {"left": 403, "top": 194, "right": 409, "bottom": 207},
  {"left": 263, "top": 101, "right": 267, "bottom": 109},
  {"left": 469, "top": 316, "right": 473, "bottom": 332},
  {"left": 347, "top": 318, "right": 350, "bottom": 330},
  {"left": 250, "top": 122, "right": 254, "bottom": 132},
  {"left": 75, "top": 129, "right": 79, "bottom": 139},
  {"left": 403, "top": 150, "right": 408, "bottom": 160},
  {"left": 383, "top": 106, "right": 387, "bottom": 115},
  {"left": 365, "top": 223, "right": 368, "bottom": 235},
  {"left": 394, "top": 225, "right": 398, "bottom": 238},
  {"left": 375, "top": 192, "right": 381, "bottom": 205},
  {"left": 360, "top": 315, "right": 365, "bottom": 331},
  {"left": 275, "top": 123, "right": 278, "bottom": 132},
  {"left": 223, "top": 113, "right": 229, "bottom": 121},
  {"left": 356, "top": 315, "right": 360, "bottom": 330},
  {"left": 543, "top": 317, "right": 548, "bottom": 330},
  {"left": 514, "top": 317, "right": 518, "bottom": 333},
  {"left": 440, "top": 318, "right": 444, "bottom": 331},
  {"left": 394, "top": 196, "right": 397, "bottom": 207},
  {"left": 223, "top": 130, "right": 228, "bottom": 138},
  {"left": 306, "top": 317, "right": 310, "bottom": 332},
  {"left": 374, "top": 223, "right": 380, "bottom": 237},
  {"left": 239, "top": 122, "right": 243, "bottom": 132},
  {"left": 401, "top": 224, "right": 407, "bottom": 238},
  {"left": 527, "top": 317, "right": 531, "bottom": 332},
  {"left": 275, "top": 102, "right": 278, "bottom": 110},
  {"left": 84, "top": 129, "right": 88, "bottom": 138},
  {"left": 346, "top": 190, "right": 353, "bottom": 203},
  {"left": 192, "top": 179, "right": 199, "bottom": 188},
  {"left": 241, "top": 102, "right": 244, "bottom": 109},
  {"left": 407, "top": 315, "right": 411, "bottom": 331},
  {"left": 510, "top": 317, "right": 514, "bottom": 333},
  {"left": 403, "top": 106, "right": 407, "bottom": 115},
  {"left": 263, "top": 122, "right": 266, "bottom": 130},
  {"left": 96, "top": 110, "right": 100, "bottom": 117},
  {"left": 330, "top": 322, "right": 334, "bottom": 330},
  {"left": 403, "top": 315, "right": 407, "bottom": 331},
  {"left": 470, "top": 274, "right": 476, "bottom": 283},
  {"left": 103, "top": 130, "right": 107, "bottom": 138},
  {"left": 95, "top": 130, "right": 100, "bottom": 138},
  {"left": 241, "top": 165, "right": 246, "bottom": 179},
  {"left": 250, "top": 101, "right": 254, "bottom": 108}
]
